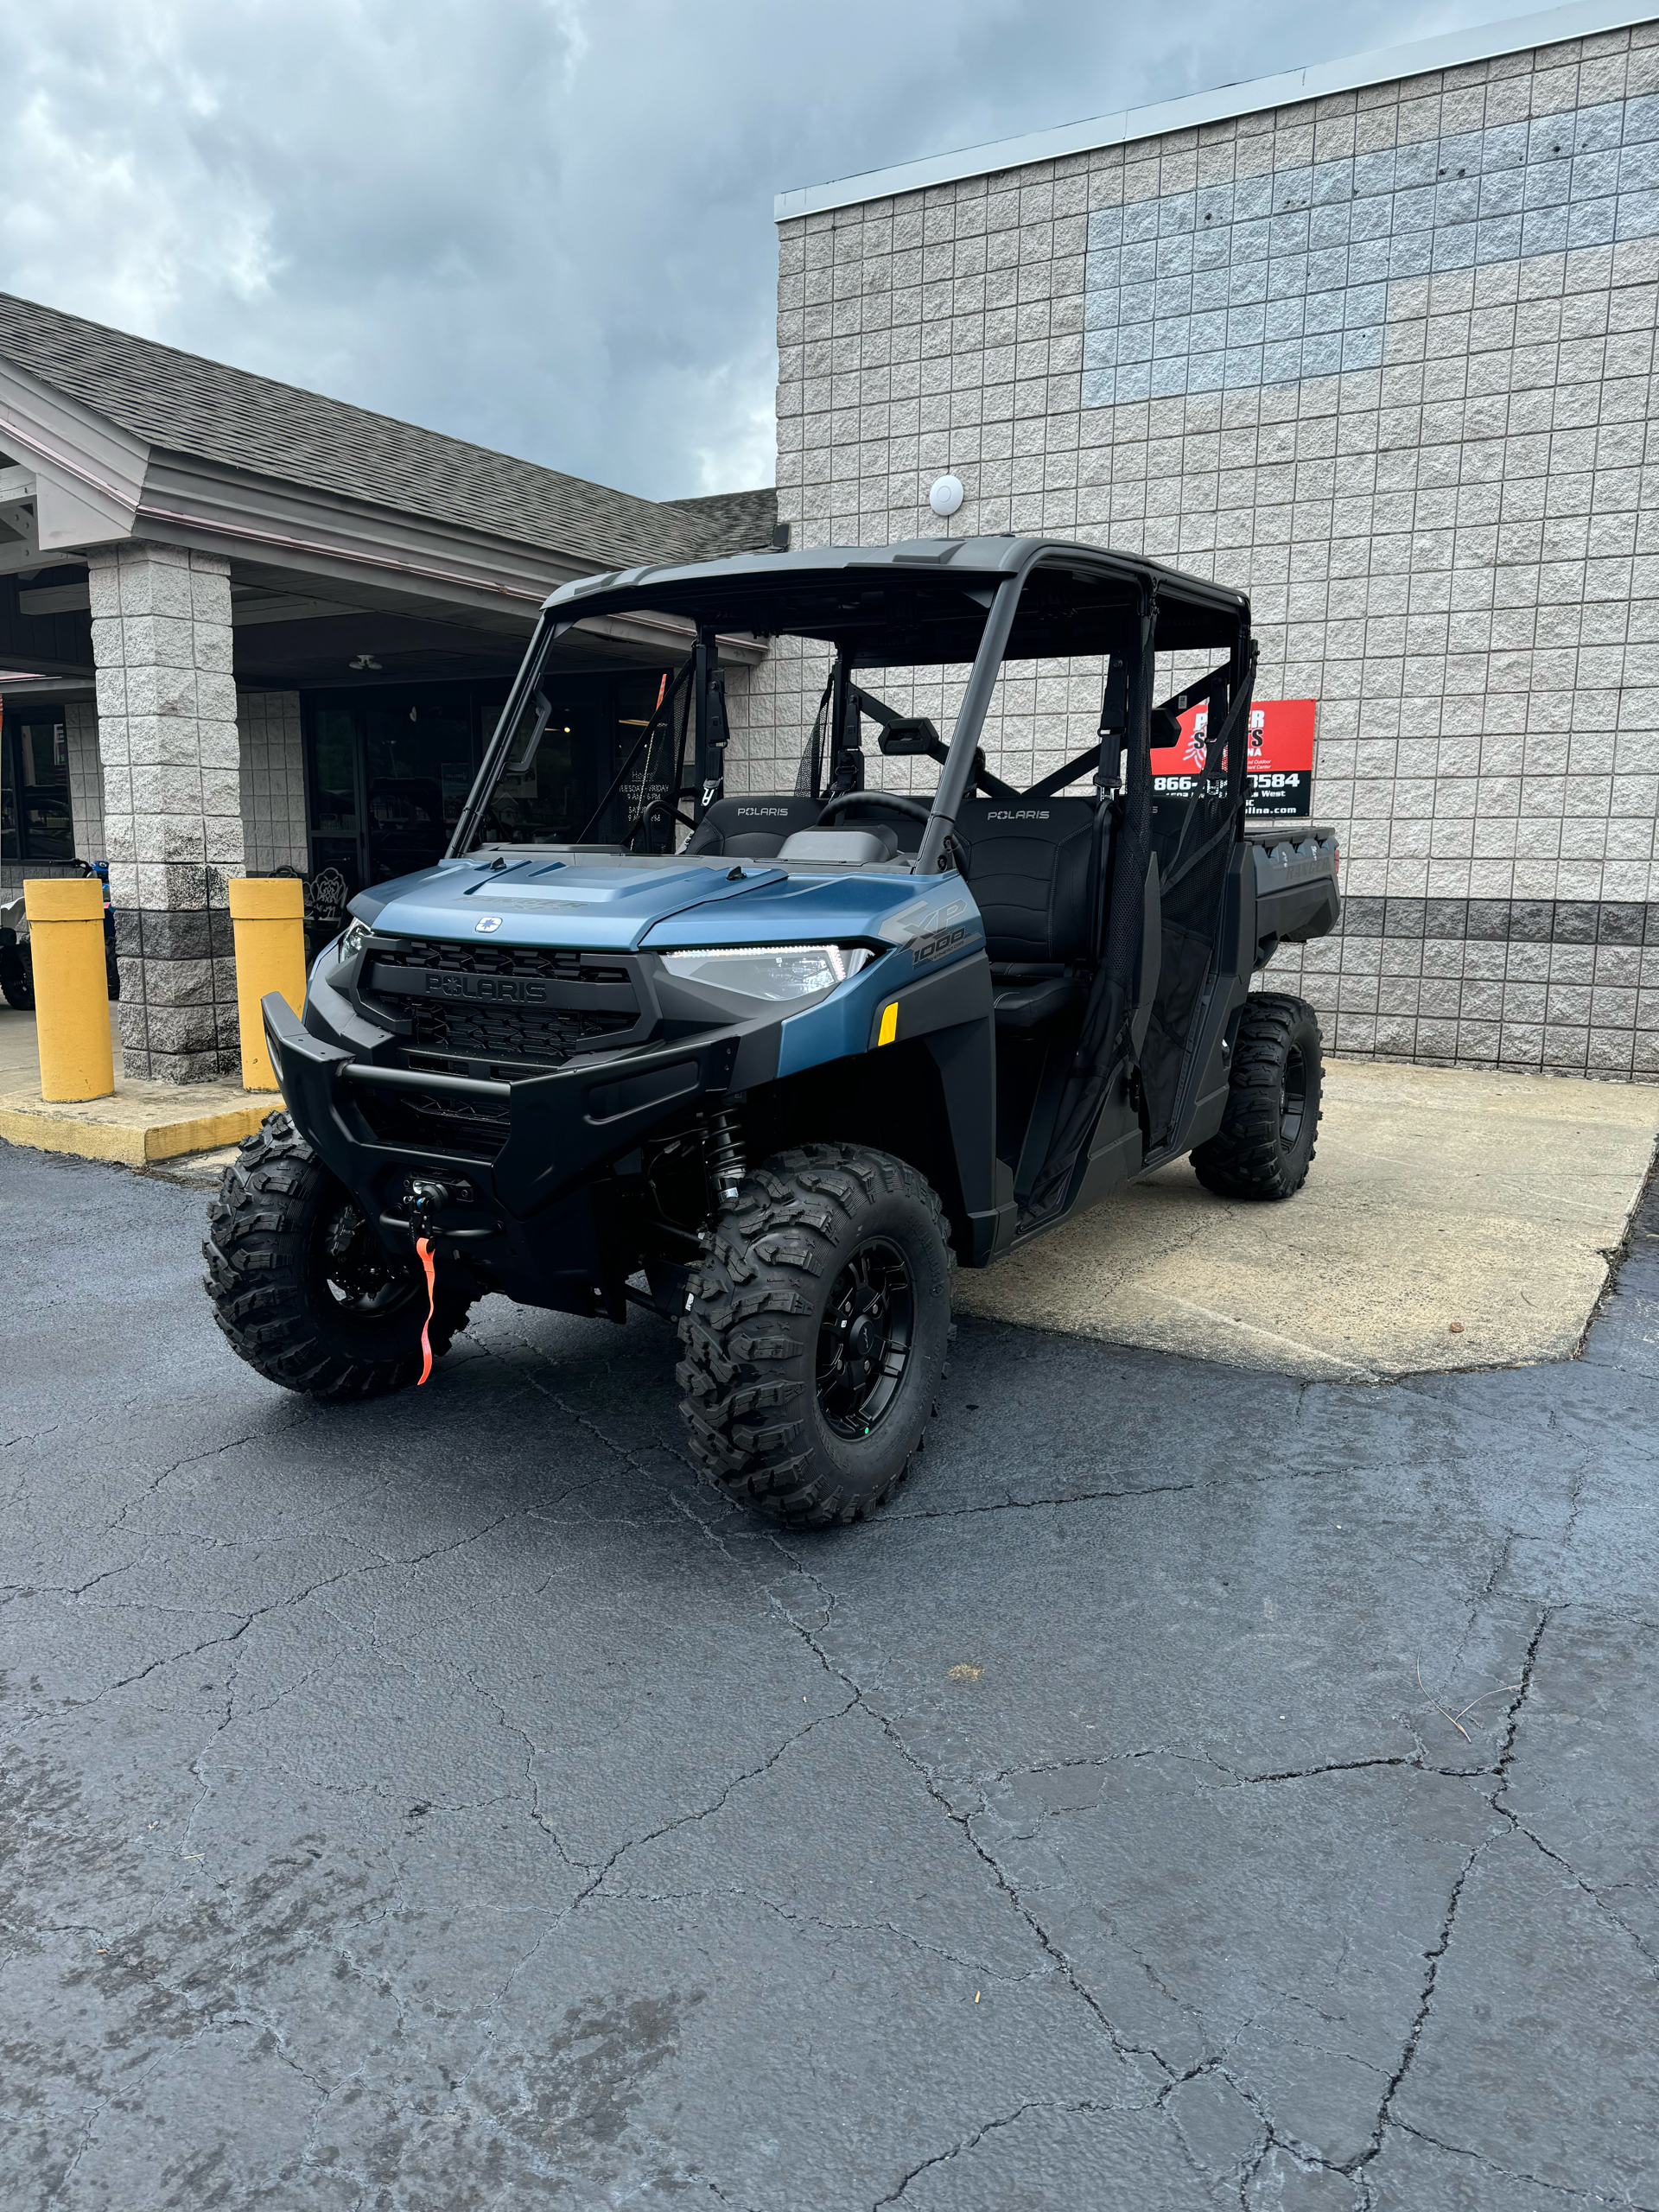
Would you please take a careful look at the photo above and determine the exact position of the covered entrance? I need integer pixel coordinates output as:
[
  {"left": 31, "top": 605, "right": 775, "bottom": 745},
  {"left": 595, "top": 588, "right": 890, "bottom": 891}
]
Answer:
[{"left": 302, "top": 664, "right": 681, "bottom": 896}]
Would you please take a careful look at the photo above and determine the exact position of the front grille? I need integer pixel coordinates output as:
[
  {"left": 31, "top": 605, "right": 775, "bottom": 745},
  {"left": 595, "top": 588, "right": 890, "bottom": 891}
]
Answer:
[
  {"left": 378, "top": 938, "right": 633, "bottom": 985},
  {"left": 407, "top": 998, "right": 632, "bottom": 1068},
  {"left": 354, "top": 1084, "right": 512, "bottom": 1160},
  {"left": 365, "top": 937, "right": 645, "bottom": 1076}
]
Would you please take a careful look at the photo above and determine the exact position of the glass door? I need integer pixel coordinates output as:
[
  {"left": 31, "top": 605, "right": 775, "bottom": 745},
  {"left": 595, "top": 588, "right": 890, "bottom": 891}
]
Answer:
[
  {"left": 308, "top": 705, "right": 363, "bottom": 896},
  {"left": 363, "top": 690, "right": 478, "bottom": 882}
]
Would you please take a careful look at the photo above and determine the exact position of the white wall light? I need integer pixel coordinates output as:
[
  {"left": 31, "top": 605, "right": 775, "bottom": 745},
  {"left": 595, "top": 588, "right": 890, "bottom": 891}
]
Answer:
[{"left": 928, "top": 474, "right": 964, "bottom": 518}]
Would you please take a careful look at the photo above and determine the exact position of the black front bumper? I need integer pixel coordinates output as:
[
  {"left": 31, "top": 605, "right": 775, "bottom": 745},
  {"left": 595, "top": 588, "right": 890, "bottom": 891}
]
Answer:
[{"left": 263, "top": 992, "right": 775, "bottom": 1314}]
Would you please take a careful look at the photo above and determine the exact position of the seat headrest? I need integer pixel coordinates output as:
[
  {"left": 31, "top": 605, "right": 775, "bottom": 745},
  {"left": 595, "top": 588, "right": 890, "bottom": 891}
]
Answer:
[{"left": 683, "top": 795, "right": 825, "bottom": 855}]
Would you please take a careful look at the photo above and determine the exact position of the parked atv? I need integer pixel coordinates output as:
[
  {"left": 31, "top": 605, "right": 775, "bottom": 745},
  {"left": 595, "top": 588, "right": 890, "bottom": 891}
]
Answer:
[
  {"left": 0, "top": 891, "right": 30, "bottom": 1009},
  {"left": 0, "top": 861, "right": 119, "bottom": 1009},
  {"left": 205, "top": 537, "right": 1339, "bottom": 1525}
]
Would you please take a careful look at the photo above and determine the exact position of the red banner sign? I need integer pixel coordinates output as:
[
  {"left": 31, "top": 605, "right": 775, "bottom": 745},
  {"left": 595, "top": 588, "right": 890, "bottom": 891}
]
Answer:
[{"left": 1151, "top": 698, "right": 1317, "bottom": 819}]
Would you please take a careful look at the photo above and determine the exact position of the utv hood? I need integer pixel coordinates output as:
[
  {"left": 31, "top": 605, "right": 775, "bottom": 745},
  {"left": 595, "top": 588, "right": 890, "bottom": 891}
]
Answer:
[{"left": 346, "top": 852, "right": 934, "bottom": 953}]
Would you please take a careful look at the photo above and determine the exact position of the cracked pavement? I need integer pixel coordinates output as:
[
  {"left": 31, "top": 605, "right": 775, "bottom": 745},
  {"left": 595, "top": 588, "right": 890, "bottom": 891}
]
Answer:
[{"left": 3, "top": 1142, "right": 1656, "bottom": 2210}]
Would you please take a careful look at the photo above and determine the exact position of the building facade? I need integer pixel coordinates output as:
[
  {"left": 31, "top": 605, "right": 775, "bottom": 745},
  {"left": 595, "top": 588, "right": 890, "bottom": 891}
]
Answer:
[
  {"left": 0, "top": 297, "right": 774, "bottom": 1079},
  {"left": 752, "top": 3, "right": 1659, "bottom": 1081}
]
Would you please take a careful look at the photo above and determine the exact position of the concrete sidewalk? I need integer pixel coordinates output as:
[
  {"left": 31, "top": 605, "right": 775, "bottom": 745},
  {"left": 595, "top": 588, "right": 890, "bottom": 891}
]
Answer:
[
  {"left": 958, "top": 1057, "right": 1659, "bottom": 1379},
  {"left": 0, "top": 1003, "right": 270, "bottom": 1165}
]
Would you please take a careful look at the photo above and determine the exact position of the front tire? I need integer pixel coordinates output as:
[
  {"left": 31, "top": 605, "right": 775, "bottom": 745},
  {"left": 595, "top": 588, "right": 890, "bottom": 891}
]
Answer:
[
  {"left": 677, "top": 1143, "right": 956, "bottom": 1528},
  {"left": 1191, "top": 992, "right": 1324, "bottom": 1200},
  {"left": 203, "top": 1113, "right": 474, "bottom": 1400}
]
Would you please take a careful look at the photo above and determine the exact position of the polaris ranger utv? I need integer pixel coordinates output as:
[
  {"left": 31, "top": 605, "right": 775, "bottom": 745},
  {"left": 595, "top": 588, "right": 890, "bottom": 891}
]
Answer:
[{"left": 206, "top": 537, "right": 1338, "bottom": 1526}]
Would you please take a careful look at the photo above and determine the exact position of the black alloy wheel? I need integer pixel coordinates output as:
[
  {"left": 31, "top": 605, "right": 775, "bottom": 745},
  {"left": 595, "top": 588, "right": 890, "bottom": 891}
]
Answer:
[
  {"left": 817, "top": 1236, "right": 915, "bottom": 1439},
  {"left": 315, "top": 1198, "right": 425, "bottom": 1322},
  {"left": 677, "top": 1142, "right": 956, "bottom": 1527}
]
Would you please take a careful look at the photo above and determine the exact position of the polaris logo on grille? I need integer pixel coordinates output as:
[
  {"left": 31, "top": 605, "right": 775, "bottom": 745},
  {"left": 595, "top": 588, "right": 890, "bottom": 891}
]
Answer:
[
  {"left": 474, "top": 914, "right": 503, "bottom": 933},
  {"left": 423, "top": 972, "right": 548, "bottom": 1004}
]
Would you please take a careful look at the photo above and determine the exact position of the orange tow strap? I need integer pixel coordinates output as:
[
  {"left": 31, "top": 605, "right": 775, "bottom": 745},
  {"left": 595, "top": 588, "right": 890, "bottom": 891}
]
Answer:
[{"left": 415, "top": 1236, "right": 437, "bottom": 1385}]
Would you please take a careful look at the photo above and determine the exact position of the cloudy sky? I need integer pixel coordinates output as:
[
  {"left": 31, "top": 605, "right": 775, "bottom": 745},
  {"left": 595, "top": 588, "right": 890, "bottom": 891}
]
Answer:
[{"left": 1, "top": 0, "right": 1541, "bottom": 502}]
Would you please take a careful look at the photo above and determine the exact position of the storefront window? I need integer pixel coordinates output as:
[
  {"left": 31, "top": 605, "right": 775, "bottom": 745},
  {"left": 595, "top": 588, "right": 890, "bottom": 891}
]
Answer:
[
  {"left": 364, "top": 694, "right": 475, "bottom": 881},
  {"left": 299, "top": 671, "right": 678, "bottom": 886},
  {"left": 1, "top": 709, "right": 73, "bottom": 861}
]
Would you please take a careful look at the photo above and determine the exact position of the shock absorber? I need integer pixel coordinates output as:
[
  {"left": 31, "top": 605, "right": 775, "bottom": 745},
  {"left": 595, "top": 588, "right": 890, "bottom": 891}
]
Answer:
[{"left": 704, "top": 1108, "right": 747, "bottom": 1211}]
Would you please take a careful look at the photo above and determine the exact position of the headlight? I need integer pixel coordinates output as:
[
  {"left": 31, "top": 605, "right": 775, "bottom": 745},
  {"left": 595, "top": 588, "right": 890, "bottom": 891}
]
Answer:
[
  {"left": 338, "top": 919, "right": 372, "bottom": 964},
  {"left": 659, "top": 944, "right": 873, "bottom": 1001}
]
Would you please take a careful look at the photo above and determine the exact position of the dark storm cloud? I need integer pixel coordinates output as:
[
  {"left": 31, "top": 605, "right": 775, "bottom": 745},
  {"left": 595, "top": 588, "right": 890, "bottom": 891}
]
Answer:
[{"left": 0, "top": 0, "right": 1529, "bottom": 500}]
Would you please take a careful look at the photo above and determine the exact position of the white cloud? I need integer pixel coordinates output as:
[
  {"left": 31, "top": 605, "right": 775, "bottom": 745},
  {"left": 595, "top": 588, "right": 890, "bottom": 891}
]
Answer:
[{"left": 0, "top": 0, "right": 1530, "bottom": 501}]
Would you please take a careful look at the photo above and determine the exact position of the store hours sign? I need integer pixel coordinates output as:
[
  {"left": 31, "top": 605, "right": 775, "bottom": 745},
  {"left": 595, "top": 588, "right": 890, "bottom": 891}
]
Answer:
[{"left": 1151, "top": 699, "right": 1316, "bottom": 820}]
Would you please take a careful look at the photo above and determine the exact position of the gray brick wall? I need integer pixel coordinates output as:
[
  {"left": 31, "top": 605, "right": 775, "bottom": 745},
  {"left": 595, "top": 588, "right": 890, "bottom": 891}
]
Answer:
[
  {"left": 753, "top": 17, "right": 1659, "bottom": 1081},
  {"left": 237, "top": 690, "right": 308, "bottom": 874},
  {"left": 65, "top": 699, "right": 104, "bottom": 861}
]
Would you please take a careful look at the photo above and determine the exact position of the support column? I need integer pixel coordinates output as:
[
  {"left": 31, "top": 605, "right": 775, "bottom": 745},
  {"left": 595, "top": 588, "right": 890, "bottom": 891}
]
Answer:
[{"left": 89, "top": 542, "right": 244, "bottom": 1082}]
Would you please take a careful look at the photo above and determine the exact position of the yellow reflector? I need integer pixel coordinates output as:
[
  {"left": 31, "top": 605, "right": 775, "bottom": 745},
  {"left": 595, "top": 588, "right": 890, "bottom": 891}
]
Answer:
[{"left": 877, "top": 1001, "right": 899, "bottom": 1047}]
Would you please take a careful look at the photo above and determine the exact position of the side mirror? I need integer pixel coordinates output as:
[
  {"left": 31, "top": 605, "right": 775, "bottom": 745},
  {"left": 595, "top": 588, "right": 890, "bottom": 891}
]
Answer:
[{"left": 879, "top": 717, "right": 944, "bottom": 759}]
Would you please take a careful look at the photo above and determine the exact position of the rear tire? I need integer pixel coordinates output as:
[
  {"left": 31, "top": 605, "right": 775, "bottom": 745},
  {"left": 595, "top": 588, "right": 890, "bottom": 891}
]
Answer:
[
  {"left": 677, "top": 1143, "right": 955, "bottom": 1528},
  {"left": 203, "top": 1112, "right": 474, "bottom": 1400},
  {"left": 3, "top": 945, "right": 34, "bottom": 1010},
  {"left": 1191, "top": 993, "right": 1324, "bottom": 1201}
]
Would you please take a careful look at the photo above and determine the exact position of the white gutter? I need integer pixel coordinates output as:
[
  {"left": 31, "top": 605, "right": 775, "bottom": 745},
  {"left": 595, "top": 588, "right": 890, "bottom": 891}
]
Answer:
[{"left": 774, "top": 2, "right": 1659, "bottom": 221}]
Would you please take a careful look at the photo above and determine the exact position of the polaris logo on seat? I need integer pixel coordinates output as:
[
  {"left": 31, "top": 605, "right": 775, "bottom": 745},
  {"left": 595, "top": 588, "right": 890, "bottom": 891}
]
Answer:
[
  {"left": 423, "top": 972, "right": 547, "bottom": 1004},
  {"left": 986, "top": 809, "right": 1049, "bottom": 821},
  {"left": 737, "top": 807, "right": 789, "bottom": 817}
]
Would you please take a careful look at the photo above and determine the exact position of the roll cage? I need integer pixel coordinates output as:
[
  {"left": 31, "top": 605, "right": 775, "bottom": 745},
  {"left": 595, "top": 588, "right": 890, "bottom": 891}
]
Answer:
[
  {"left": 448, "top": 537, "right": 1254, "bottom": 874},
  {"left": 443, "top": 537, "right": 1259, "bottom": 1225}
]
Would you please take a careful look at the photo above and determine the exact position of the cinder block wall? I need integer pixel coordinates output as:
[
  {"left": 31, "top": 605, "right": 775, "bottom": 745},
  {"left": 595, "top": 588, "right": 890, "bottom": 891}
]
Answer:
[
  {"left": 236, "top": 690, "right": 308, "bottom": 874},
  {"left": 741, "top": 19, "right": 1659, "bottom": 1081}
]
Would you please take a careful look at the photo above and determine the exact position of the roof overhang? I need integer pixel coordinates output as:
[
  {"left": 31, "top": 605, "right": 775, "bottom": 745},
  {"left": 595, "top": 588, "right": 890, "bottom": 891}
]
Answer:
[{"left": 0, "top": 353, "right": 765, "bottom": 673}]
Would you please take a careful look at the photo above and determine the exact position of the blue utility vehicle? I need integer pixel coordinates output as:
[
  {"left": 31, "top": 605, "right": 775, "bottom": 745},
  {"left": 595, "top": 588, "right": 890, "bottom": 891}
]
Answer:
[{"left": 205, "top": 538, "right": 1338, "bottom": 1525}]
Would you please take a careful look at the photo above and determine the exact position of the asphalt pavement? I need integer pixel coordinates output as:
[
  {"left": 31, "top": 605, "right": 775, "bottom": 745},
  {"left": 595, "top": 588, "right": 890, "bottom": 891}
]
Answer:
[{"left": 3, "top": 1140, "right": 1656, "bottom": 2210}]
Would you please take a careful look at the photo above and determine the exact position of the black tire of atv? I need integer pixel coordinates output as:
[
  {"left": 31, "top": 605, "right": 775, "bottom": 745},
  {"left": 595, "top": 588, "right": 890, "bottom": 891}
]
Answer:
[
  {"left": 677, "top": 1143, "right": 956, "bottom": 1529},
  {"left": 1190, "top": 992, "right": 1324, "bottom": 1201},
  {"left": 1, "top": 974, "right": 33, "bottom": 1010},
  {"left": 202, "top": 1111, "right": 474, "bottom": 1401}
]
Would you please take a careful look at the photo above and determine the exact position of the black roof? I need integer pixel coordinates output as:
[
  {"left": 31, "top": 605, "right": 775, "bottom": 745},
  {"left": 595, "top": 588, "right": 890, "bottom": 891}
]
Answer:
[
  {"left": 0, "top": 293, "right": 776, "bottom": 573},
  {"left": 546, "top": 537, "right": 1250, "bottom": 664}
]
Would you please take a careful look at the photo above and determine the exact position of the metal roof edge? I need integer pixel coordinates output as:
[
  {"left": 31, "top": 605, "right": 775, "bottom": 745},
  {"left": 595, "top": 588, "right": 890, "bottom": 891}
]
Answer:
[{"left": 773, "top": 2, "right": 1659, "bottom": 221}]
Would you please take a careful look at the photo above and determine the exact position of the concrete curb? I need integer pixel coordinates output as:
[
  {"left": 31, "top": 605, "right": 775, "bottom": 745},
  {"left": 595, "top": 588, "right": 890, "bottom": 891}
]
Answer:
[{"left": 0, "top": 1089, "right": 270, "bottom": 1166}]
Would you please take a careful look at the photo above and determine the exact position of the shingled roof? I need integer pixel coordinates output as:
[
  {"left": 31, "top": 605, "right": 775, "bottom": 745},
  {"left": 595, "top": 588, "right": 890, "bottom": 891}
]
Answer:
[{"left": 0, "top": 294, "right": 775, "bottom": 574}]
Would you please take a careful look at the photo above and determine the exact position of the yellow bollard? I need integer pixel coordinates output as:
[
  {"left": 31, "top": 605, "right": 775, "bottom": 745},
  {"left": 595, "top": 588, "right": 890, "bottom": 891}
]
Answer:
[
  {"left": 23, "top": 878, "right": 114, "bottom": 1103},
  {"left": 228, "top": 877, "right": 308, "bottom": 1092}
]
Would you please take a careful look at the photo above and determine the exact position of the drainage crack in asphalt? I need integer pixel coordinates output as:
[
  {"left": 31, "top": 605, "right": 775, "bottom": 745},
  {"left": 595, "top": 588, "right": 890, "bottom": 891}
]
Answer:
[
  {"left": 1343, "top": 1605, "right": 1555, "bottom": 2203},
  {"left": 1156, "top": 2054, "right": 1351, "bottom": 2209},
  {"left": 1388, "top": 2117, "right": 1659, "bottom": 2208},
  {"left": 868, "top": 2098, "right": 1119, "bottom": 2209},
  {"left": 569, "top": 1696, "right": 861, "bottom": 1911},
  {"left": 10, "top": 1510, "right": 523, "bottom": 1738},
  {"left": 593, "top": 1886, "right": 1059, "bottom": 1982},
  {"left": 99, "top": 1398, "right": 334, "bottom": 1534},
  {"left": 887, "top": 1478, "right": 1198, "bottom": 1520},
  {"left": 761, "top": 1538, "right": 1178, "bottom": 2085}
]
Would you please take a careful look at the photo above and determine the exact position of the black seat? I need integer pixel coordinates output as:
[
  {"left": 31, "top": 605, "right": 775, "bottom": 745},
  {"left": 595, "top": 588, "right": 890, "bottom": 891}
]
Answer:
[
  {"left": 683, "top": 794, "right": 824, "bottom": 859},
  {"left": 952, "top": 798, "right": 1099, "bottom": 1027}
]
